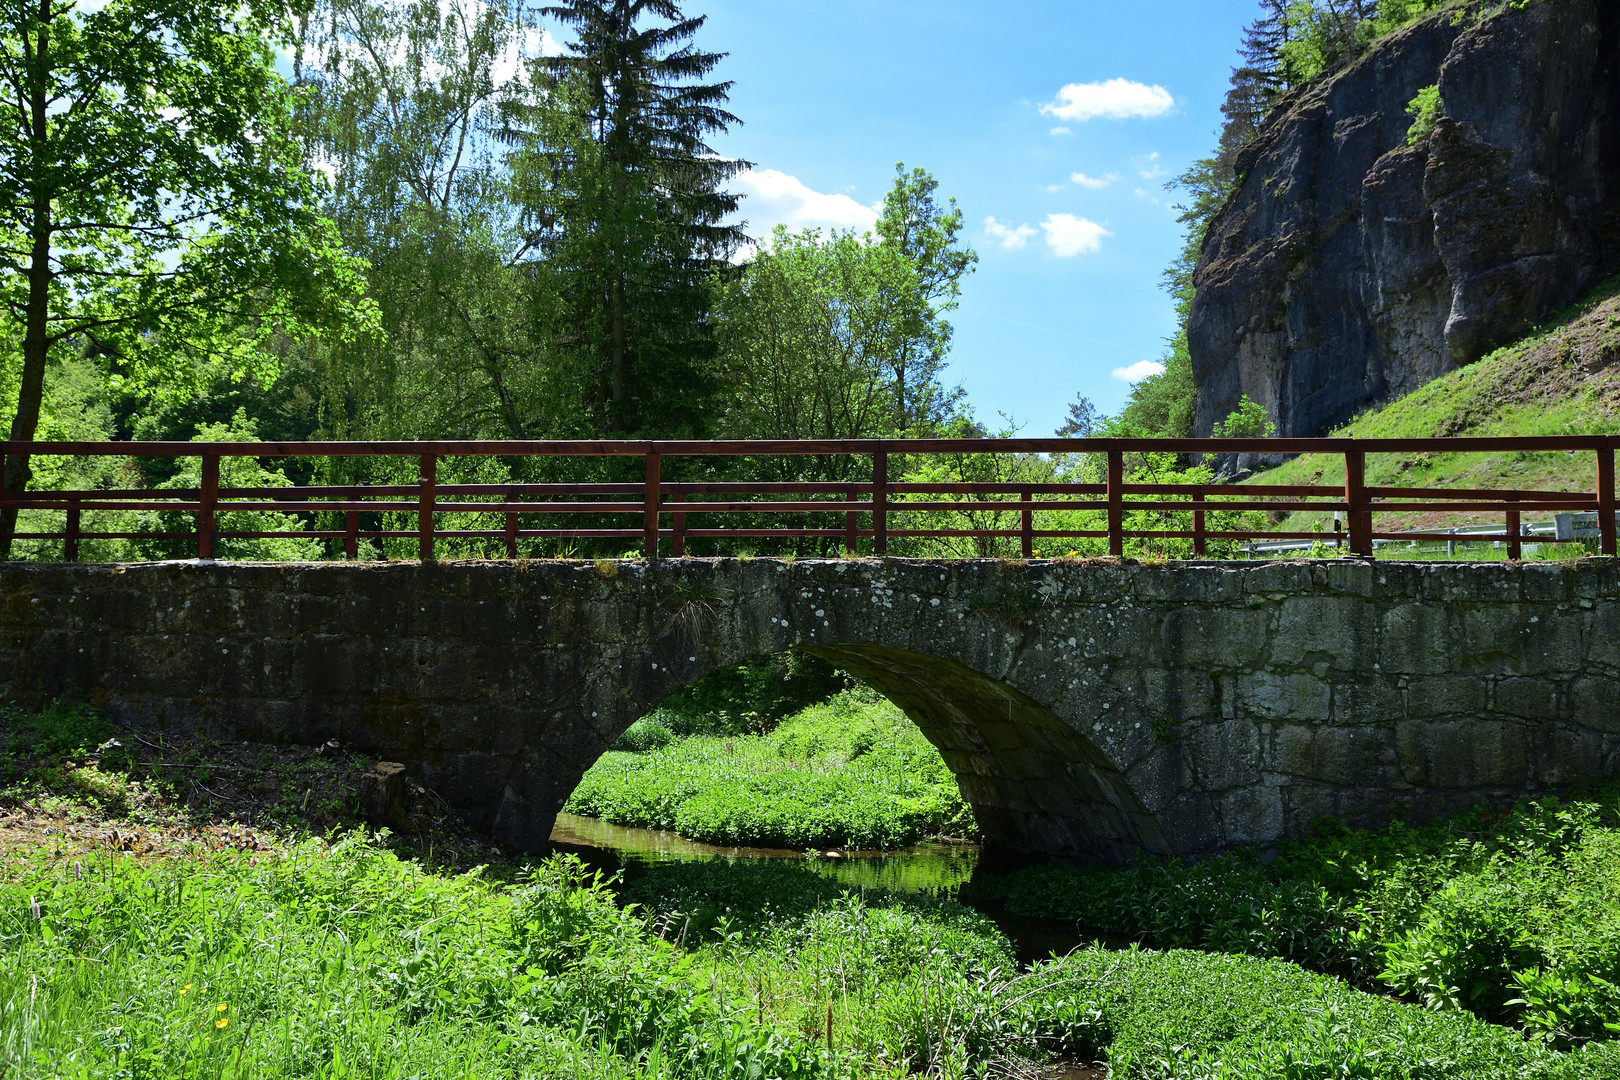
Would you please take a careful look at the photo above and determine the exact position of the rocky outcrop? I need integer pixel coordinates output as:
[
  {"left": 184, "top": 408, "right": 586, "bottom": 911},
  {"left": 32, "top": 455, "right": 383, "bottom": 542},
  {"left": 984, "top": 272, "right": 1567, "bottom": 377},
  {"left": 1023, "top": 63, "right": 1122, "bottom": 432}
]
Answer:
[{"left": 1190, "top": 0, "right": 1620, "bottom": 437}]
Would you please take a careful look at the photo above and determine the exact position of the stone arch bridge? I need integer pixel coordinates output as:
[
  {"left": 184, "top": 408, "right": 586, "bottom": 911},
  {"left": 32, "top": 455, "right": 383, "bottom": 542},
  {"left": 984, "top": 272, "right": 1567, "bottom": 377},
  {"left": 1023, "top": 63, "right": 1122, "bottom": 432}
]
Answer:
[{"left": 3, "top": 557, "right": 1618, "bottom": 863}]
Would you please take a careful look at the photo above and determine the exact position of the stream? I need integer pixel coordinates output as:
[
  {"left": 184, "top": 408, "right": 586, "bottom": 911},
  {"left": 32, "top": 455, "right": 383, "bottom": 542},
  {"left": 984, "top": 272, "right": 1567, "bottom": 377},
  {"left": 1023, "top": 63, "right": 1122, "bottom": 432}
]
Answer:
[{"left": 547, "top": 812, "right": 1086, "bottom": 965}]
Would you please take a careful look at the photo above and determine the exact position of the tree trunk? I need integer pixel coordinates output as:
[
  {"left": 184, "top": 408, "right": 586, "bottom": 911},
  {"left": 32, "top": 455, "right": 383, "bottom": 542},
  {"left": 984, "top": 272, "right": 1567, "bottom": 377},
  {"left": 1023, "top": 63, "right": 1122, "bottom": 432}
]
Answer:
[{"left": 1, "top": 10, "right": 53, "bottom": 560}]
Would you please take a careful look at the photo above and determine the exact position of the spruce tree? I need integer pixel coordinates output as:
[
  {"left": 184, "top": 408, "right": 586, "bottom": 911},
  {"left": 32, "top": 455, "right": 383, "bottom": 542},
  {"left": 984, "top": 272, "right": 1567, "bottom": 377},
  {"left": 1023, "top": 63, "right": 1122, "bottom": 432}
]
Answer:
[{"left": 535, "top": 0, "right": 748, "bottom": 436}]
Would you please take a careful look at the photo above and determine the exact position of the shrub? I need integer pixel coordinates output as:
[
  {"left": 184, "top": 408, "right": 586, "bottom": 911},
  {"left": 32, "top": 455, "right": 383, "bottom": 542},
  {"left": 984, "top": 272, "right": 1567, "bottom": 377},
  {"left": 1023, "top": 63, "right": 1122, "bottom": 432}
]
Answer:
[{"left": 1407, "top": 83, "right": 1443, "bottom": 144}]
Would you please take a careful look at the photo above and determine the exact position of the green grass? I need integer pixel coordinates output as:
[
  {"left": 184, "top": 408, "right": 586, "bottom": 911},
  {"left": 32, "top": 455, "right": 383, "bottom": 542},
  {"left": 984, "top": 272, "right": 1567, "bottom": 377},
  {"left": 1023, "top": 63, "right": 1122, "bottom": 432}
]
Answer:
[
  {"left": 2, "top": 842, "right": 1598, "bottom": 1080},
  {"left": 565, "top": 692, "right": 975, "bottom": 850},
  {"left": 1248, "top": 275, "right": 1620, "bottom": 537},
  {"left": 969, "top": 783, "right": 1620, "bottom": 1051}
]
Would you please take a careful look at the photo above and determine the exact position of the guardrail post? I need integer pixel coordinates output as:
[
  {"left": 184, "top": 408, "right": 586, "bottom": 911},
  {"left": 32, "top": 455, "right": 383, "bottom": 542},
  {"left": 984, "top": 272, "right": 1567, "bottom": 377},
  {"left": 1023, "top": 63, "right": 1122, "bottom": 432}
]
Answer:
[
  {"left": 1344, "top": 450, "right": 1371, "bottom": 557},
  {"left": 643, "top": 452, "right": 661, "bottom": 561},
  {"left": 844, "top": 484, "right": 859, "bottom": 554},
  {"left": 1192, "top": 491, "right": 1206, "bottom": 557},
  {"left": 1505, "top": 494, "right": 1521, "bottom": 561},
  {"left": 344, "top": 511, "right": 359, "bottom": 560},
  {"left": 1600, "top": 447, "right": 1616, "bottom": 556},
  {"left": 65, "top": 500, "right": 79, "bottom": 563},
  {"left": 1106, "top": 450, "right": 1123, "bottom": 558},
  {"left": 1020, "top": 491, "right": 1033, "bottom": 558},
  {"left": 504, "top": 509, "right": 519, "bottom": 559},
  {"left": 418, "top": 454, "right": 436, "bottom": 562},
  {"left": 872, "top": 450, "right": 888, "bottom": 556},
  {"left": 670, "top": 490, "right": 686, "bottom": 558},
  {"left": 197, "top": 453, "right": 220, "bottom": 560}
]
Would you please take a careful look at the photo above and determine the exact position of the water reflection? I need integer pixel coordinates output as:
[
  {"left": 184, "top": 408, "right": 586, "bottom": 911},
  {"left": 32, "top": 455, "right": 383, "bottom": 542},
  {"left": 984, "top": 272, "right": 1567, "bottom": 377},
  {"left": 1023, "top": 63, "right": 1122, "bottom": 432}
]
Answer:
[
  {"left": 548, "top": 812, "right": 981, "bottom": 894},
  {"left": 547, "top": 813, "right": 1094, "bottom": 964}
]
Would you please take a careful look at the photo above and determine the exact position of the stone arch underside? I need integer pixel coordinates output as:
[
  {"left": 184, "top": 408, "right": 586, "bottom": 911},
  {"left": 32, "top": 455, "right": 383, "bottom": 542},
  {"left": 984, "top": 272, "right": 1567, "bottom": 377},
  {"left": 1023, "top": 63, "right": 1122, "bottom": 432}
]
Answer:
[{"left": 804, "top": 644, "right": 1169, "bottom": 863}]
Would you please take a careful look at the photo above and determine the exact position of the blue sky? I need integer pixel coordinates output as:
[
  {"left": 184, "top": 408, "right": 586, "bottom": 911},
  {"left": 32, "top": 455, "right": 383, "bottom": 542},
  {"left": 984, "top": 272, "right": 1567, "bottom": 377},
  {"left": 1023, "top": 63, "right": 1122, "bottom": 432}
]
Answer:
[{"left": 690, "top": 0, "right": 1261, "bottom": 435}]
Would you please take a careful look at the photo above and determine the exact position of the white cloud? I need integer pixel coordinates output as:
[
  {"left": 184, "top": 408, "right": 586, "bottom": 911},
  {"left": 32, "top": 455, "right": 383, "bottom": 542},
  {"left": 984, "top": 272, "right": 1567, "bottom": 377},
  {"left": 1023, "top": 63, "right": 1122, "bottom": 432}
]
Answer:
[
  {"left": 1048, "top": 125, "right": 1071, "bottom": 136},
  {"left": 736, "top": 168, "right": 881, "bottom": 236},
  {"left": 1135, "top": 151, "right": 1169, "bottom": 180},
  {"left": 1112, "top": 360, "right": 1166, "bottom": 382},
  {"left": 1071, "top": 172, "right": 1119, "bottom": 189},
  {"left": 1040, "top": 183, "right": 1065, "bottom": 193},
  {"left": 1041, "top": 213, "right": 1110, "bottom": 257},
  {"left": 1040, "top": 79, "right": 1174, "bottom": 123},
  {"left": 983, "top": 216, "right": 1037, "bottom": 250}
]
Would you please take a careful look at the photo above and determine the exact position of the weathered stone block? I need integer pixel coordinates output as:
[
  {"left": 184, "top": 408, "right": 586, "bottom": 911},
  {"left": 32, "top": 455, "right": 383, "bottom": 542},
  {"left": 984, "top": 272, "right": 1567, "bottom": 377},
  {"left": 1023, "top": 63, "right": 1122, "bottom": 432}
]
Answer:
[
  {"left": 1235, "top": 672, "right": 1333, "bottom": 721},
  {"left": 1270, "top": 596, "right": 1374, "bottom": 671},
  {"left": 1396, "top": 719, "right": 1529, "bottom": 788},
  {"left": 1407, "top": 674, "right": 1487, "bottom": 718},
  {"left": 1380, "top": 603, "right": 1454, "bottom": 674},
  {"left": 1463, "top": 606, "right": 1582, "bottom": 675}
]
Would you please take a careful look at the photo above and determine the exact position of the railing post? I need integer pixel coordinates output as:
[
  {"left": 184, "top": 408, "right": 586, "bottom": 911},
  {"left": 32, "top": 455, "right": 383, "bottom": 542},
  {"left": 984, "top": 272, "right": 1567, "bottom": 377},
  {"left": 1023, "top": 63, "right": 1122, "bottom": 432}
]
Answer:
[
  {"left": 418, "top": 454, "right": 436, "bottom": 562},
  {"left": 1599, "top": 446, "right": 1616, "bottom": 557},
  {"left": 197, "top": 453, "right": 220, "bottom": 560},
  {"left": 872, "top": 450, "right": 888, "bottom": 556},
  {"left": 1192, "top": 491, "right": 1206, "bottom": 557},
  {"left": 344, "top": 511, "right": 359, "bottom": 560},
  {"left": 1106, "top": 450, "right": 1123, "bottom": 558},
  {"left": 504, "top": 510, "right": 519, "bottom": 560},
  {"left": 1505, "top": 493, "right": 1521, "bottom": 562},
  {"left": 1020, "top": 490, "right": 1033, "bottom": 559},
  {"left": 65, "top": 500, "right": 79, "bottom": 563},
  {"left": 844, "top": 484, "right": 859, "bottom": 555},
  {"left": 1344, "top": 450, "right": 1371, "bottom": 557},
  {"left": 671, "top": 490, "right": 686, "bottom": 558},
  {"left": 643, "top": 451, "right": 660, "bottom": 561}
]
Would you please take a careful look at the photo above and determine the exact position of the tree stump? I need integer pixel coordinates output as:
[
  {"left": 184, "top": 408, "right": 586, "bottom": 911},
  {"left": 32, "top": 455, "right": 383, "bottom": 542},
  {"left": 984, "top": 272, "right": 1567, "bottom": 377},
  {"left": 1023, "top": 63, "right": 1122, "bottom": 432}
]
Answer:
[{"left": 359, "top": 762, "right": 408, "bottom": 827}]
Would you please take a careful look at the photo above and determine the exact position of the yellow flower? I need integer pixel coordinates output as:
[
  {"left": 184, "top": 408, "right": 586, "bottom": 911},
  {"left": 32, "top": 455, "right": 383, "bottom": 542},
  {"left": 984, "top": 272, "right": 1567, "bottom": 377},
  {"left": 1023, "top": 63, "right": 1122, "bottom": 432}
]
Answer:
[
  {"left": 180, "top": 984, "right": 193, "bottom": 996},
  {"left": 216, "top": 1004, "right": 227, "bottom": 1013},
  {"left": 216, "top": 1018, "right": 229, "bottom": 1029}
]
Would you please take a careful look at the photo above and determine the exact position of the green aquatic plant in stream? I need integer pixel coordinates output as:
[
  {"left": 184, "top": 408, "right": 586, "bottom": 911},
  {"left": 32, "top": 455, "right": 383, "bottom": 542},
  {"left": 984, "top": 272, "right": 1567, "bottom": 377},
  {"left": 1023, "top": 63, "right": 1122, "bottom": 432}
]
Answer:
[{"left": 569, "top": 692, "right": 975, "bottom": 850}]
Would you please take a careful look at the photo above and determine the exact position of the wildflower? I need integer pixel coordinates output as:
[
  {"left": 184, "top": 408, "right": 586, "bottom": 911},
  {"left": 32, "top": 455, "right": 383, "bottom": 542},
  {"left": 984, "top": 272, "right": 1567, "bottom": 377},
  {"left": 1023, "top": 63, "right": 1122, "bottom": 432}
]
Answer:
[
  {"left": 216, "top": 1018, "right": 229, "bottom": 1029},
  {"left": 180, "top": 984, "right": 193, "bottom": 996},
  {"left": 216, "top": 1004, "right": 227, "bottom": 1013}
]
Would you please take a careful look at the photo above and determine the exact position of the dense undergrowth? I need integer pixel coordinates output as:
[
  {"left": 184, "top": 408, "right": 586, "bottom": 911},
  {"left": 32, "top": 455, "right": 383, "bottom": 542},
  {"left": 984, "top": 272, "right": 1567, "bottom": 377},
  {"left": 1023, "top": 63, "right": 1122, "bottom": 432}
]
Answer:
[
  {"left": 969, "top": 785, "right": 1620, "bottom": 1053},
  {"left": 6, "top": 841, "right": 1609, "bottom": 1080},
  {"left": 565, "top": 690, "right": 974, "bottom": 850}
]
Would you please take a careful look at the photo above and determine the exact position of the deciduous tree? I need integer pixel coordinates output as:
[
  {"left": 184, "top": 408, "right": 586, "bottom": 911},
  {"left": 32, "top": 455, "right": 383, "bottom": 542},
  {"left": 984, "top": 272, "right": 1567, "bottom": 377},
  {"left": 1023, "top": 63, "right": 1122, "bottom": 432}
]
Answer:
[{"left": 0, "top": 0, "right": 370, "bottom": 555}]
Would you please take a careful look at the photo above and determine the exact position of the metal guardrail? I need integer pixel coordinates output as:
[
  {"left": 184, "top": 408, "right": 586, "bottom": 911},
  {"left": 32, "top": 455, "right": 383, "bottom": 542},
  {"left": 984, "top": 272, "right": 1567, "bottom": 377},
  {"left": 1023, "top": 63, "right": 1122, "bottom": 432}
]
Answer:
[
  {"left": 0, "top": 435, "right": 1614, "bottom": 561},
  {"left": 1243, "top": 513, "right": 1620, "bottom": 557}
]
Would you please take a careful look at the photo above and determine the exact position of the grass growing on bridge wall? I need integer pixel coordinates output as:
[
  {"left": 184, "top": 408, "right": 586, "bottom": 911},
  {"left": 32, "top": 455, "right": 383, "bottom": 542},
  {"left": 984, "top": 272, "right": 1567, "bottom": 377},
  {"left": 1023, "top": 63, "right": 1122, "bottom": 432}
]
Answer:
[
  {"left": 970, "top": 783, "right": 1620, "bottom": 1052},
  {"left": 565, "top": 691, "right": 975, "bottom": 850}
]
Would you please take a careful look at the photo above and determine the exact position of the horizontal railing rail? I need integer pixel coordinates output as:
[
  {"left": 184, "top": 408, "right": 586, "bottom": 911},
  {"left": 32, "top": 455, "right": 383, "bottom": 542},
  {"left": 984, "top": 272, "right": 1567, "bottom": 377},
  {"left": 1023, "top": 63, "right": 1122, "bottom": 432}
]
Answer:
[{"left": 0, "top": 435, "right": 1614, "bottom": 562}]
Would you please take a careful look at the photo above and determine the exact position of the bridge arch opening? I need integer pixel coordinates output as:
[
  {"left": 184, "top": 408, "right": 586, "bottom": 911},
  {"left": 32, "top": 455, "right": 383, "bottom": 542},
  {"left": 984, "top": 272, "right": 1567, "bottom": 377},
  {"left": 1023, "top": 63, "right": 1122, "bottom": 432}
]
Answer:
[{"left": 557, "top": 645, "right": 1167, "bottom": 866}]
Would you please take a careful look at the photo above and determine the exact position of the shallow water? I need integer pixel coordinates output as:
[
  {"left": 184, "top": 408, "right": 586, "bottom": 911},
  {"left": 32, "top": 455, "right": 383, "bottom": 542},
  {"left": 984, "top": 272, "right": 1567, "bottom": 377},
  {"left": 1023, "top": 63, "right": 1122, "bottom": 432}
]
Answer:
[
  {"left": 547, "top": 812, "right": 1086, "bottom": 964},
  {"left": 548, "top": 811, "right": 983, "bottom": 893}
]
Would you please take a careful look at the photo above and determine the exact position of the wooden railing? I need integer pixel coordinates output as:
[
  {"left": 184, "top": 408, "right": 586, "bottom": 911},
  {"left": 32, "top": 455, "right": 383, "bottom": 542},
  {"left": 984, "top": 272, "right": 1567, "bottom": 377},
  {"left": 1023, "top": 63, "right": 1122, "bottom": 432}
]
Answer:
[{"left": 0, "top": 435, "right": 1615, "bottom": 561}]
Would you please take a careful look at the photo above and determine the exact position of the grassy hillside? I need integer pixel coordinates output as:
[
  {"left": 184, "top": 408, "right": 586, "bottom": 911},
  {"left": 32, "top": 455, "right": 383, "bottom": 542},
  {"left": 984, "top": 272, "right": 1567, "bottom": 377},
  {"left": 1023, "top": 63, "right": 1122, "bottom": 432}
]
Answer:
[{"left": 1247, "top": 275, "right": 1620, "bottom": 538}]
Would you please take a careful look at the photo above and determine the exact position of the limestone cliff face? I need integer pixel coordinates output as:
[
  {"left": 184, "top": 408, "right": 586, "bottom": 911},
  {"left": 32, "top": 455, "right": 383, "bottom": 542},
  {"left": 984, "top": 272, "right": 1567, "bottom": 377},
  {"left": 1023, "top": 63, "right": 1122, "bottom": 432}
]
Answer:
[{"left": 1189, "top": 0, "right": 1620, "bottom": 438}]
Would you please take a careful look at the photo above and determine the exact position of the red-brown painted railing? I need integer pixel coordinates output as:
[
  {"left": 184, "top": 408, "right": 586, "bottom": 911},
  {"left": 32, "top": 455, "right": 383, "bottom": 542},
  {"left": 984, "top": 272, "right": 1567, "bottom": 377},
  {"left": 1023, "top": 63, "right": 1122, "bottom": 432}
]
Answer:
[{"left": 0, "top": 435, "right": 1615, "bottom": 561}]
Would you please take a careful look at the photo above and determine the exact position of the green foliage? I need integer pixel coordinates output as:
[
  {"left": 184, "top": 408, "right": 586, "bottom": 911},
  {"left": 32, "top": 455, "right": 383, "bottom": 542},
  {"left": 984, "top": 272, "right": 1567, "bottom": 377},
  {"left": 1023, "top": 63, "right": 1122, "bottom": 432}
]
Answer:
[
  {"left": 711, "top": 165, "right": 974, "bottom": 467},
  {"left": 976, "top": 784, "right": 1620, "bottom": 1048},
  {"left": 2, "top": 700, "right": 108, "bottom": 762},
  {"left": 1211, "top": 394, "right": 1278, "bottom": 438},
  {"left": 0, "top": 808, "right": 1598, "bottom": 1078},
  {"left": 1406, "top": 84, "right": 1444, "bottom": 144},
  {"left": 567, "top": 691, "right": 974, "bottom": 849},
  {"left": 658, "top": 652, "right": 853, "bottom": 736},
  {"left": 0, "top": 0, "right": 374, "bottom": 555}
]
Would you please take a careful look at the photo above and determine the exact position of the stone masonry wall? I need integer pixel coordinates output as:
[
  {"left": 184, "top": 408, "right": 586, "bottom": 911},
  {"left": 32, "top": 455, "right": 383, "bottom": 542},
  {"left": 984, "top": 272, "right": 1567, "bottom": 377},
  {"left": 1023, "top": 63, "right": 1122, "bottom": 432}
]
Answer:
[{"left": 1, "top": 557, "right": 1616, "bottom": 863}]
